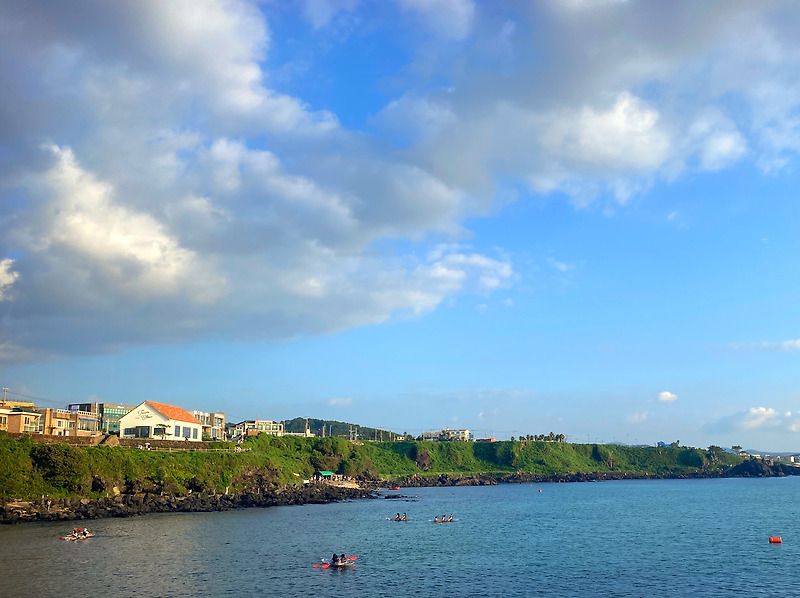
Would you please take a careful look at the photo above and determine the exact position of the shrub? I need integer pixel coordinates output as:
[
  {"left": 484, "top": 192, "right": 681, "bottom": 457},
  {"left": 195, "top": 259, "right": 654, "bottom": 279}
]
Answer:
[{"left": 31, "top": 443, "right": 91, "bottom": 491}]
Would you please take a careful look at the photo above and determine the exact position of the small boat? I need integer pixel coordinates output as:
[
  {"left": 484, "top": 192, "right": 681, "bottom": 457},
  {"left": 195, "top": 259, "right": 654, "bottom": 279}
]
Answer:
[
  {"left": 313, "top": 556, "right": 358, "bottom": 570},
  {"left": 389, "top": 486, "right": 401, "bottom": 490},
  {"left": 60, "top": 532, "right": 94, "bottom": 541}
]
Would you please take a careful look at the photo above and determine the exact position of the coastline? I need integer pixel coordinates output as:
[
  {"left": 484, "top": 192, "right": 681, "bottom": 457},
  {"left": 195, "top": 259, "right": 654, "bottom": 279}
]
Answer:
[
  {"left": 3, "top": 458, "right": 796, "bottom": 524},
  {"left": 1, "top": 483, "right": 377, "bottom": 524}
]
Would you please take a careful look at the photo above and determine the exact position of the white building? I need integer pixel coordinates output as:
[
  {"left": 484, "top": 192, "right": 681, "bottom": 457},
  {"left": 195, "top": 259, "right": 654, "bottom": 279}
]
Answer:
[
  {"left": 232, "top": 419, "right": 285, "bottom": 437},
  {"left": 120, "top": 401, "right": 203, "bottom": 442},
  {"left": 191, "top": 410, "right": 226, "bottom": 440},
  {"left": 420, "top": 428, "right": 473, "bottom": 442}
]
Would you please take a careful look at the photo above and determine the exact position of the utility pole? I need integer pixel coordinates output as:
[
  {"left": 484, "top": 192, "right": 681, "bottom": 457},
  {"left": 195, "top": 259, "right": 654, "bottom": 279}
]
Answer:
[{"left": 1, "top": 388, "right": 6, "bottom": 406}]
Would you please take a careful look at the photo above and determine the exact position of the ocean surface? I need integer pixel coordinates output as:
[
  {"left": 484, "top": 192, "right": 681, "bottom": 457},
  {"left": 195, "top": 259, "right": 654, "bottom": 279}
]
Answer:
[{"left": 1, "top": 477, "right": 799, "bottom": 597}]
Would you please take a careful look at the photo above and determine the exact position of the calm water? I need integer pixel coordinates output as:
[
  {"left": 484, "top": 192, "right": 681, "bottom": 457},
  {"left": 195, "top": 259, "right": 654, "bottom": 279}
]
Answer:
[{"left": 1, "top": 478, "right": 799, "bottom": 597}]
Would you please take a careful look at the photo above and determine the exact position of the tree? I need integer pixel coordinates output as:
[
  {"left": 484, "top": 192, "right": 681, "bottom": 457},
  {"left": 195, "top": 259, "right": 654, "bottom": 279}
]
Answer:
[
  {"left": 732, "top": 445, "right": 743, "bottom": 454},
  {"left": 31, "top": 443, "right": 90, "bottom": 491}
]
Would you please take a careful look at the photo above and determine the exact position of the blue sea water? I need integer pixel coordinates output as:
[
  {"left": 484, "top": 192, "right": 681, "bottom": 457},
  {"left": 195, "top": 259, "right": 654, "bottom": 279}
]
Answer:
[{"left": 1, "top": 478, "right": 799, "bottom": 597}]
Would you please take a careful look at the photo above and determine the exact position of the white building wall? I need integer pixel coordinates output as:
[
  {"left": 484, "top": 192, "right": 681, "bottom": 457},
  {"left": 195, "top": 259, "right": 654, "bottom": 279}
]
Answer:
[{"left": 119, "top": 403, "right": 202, "bottom": 441}]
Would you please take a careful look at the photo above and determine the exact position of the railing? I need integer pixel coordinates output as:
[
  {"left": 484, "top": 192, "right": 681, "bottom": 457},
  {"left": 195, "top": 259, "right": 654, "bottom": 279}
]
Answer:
[{"left": 128, "top": 445, "right": 249, "bottom": 453}]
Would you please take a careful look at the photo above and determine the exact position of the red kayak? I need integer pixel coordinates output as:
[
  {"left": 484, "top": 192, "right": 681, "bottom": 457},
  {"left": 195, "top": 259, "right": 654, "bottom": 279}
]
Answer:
[{"left": 313, "top": 556, "right": 357, "bottom": 570}]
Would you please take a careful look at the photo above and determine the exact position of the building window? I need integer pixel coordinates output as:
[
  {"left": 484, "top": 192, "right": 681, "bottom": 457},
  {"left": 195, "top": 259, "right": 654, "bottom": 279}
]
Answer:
[
  {"left": 123, "top": 428, "right": 136, "bottom": 436},
  {"left": 192, "top": 428, "right": 198, "bottom": 439}
]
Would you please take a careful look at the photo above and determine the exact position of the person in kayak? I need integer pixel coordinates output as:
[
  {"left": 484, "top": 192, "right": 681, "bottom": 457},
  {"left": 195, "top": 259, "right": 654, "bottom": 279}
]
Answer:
[
  {"left": 395, "top": 513, "right": 401, "bottom": 521},
  {"left": 332, "top": 554, "right": 340, "bottom": 565},
  {"left": 400, "top": 513, "right": 407, "bottom": 521},
  {"left": 340, "top": 553, "right": 347, "bottom": 562}
]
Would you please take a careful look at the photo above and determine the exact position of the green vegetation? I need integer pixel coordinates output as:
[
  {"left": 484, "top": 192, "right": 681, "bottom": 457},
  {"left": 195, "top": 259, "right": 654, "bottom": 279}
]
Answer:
[{"left": 0, "top": 432, "right": 745, "bottom": 501}]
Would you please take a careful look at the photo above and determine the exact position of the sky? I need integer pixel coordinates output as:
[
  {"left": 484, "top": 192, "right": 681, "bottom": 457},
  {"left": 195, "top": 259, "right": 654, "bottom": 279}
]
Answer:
[{"left": 1, "top": 0, "right": 799, "bottom": 451}]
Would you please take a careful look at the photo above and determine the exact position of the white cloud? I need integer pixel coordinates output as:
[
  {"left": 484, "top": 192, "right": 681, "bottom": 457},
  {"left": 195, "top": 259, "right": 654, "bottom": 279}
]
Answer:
[
  {"left": 34, "top": 145, "right": 226, "bottom": 304},
  {"left": 627, "top": 411, "right": 647, "bottom": 423},
  {"left": 731, "top": 339, "right": 800, "bottom": 351},
  {"left": 706, "top": 406, "right": 800, "bottom": 435},
  {"left": 658, "top": 391, "right": 678, "bottom": 403},
  {"left": 547, "top": 258, "right": 569, "bottom": 272},
  {"left": 542, "top": 93, "right": 671, "bottom": 174},
  {"left": 0, "top": 259, "right": 19, "bottom": 301},
  {"left": 396, "top": 0, "right": 475, "bottom": 40},
  {"left": 686, "top": 109, "right": 747, "bottom": 171},
  {"left": 329, "top": 397, "right": 353, "bottom": 407},
  {"left": 742, "top": 407, "right": 779, "bottom": 429}
]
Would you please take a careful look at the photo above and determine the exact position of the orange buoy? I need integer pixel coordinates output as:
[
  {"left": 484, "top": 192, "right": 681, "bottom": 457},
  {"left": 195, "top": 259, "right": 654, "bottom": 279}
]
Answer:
[{"left": 769, "top": 536, "right": 782, "bottom": 544}]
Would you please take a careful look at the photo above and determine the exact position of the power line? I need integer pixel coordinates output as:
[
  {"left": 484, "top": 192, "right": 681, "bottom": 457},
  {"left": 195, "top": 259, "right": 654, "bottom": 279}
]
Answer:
[{"left": 4, "top": 389, "right": 67, "bottom": 406}]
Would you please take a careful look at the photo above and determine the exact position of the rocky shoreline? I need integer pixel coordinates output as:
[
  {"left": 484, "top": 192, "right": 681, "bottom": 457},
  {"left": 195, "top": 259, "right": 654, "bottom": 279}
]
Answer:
[
  {"left": 3, "top": 459, "right": 796, "bottom": 524},
  {"left": 393, "top": 459, "right": 800, "bottom": 487},
  {"left": 1, "top": 484, "right": 377, "bottom": 524}
]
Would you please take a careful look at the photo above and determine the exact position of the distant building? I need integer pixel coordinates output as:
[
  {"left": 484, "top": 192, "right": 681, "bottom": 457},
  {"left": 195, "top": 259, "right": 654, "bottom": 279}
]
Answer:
[
  {"left": 420, "top": 428, "right": 474, "bottom": 442},
  {"left": 441, "top": 428, "right": 473, "bottom": 442},
  {"left": 0, "top": 399, "right": 35, "bottom": 409},
  {"left": 191, "top": 410, "right": 226, "bottom": 440},
  {"left": 119, "top": 401, "right": 203, "bottom": 442},
  {"left": 39, "top": 407, "right": 100, "bottom": 436},
  {"left": 475, "top": 437, "right": 496, "bottom": 443},
  {"left": 68, "top": 402, "right": 135, "bottom": 434},
  {"left": 232, "top": 419, "right": 285, "bottom": 437}
]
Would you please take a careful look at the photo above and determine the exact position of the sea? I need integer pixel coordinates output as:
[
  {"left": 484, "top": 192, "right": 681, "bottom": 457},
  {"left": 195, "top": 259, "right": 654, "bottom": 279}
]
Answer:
[{"left": 1, "top": 477, "right": 798, "bottom": 597}]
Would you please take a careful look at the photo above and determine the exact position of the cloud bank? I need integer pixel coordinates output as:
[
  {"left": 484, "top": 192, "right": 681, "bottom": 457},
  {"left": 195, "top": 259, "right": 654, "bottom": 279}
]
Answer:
[{"left": 2, "top": 1, "right": 800, "bottom": 363}]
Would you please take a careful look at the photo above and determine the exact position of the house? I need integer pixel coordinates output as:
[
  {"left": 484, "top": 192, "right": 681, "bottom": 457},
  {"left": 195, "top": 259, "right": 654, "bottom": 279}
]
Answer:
[
  {"left": 441, "top": 428, "right": 473, "bottom": 442},
  {"left": 191, "top": 410, "right": 226, "bottom": 440},
  {"left": 0, "top": 406, "right": 41, "bottom": 434},
  {"left": 232, "top": 419, "right": 284, "bottom": 437},
  {"left": 419, "top": 428, "right": 473, "bottom": 442},
  {"left": 119, "top": 401, "right": 203, "bottom": 442},
  {"left": 38, "top": 407, "right": 100, "bottom": 436}
]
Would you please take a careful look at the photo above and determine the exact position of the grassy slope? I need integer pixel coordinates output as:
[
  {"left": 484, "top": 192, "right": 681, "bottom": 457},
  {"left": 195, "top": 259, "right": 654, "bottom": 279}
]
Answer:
[{"left": 0, "top": 433, "right": 743, "bottom": 500}]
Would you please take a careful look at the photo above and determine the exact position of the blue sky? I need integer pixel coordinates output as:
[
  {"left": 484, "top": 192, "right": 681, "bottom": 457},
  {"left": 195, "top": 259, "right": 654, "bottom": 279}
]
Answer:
[{"left": 1, "top": 0, "right": 800, "bottom": 451}]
